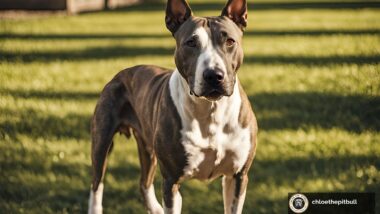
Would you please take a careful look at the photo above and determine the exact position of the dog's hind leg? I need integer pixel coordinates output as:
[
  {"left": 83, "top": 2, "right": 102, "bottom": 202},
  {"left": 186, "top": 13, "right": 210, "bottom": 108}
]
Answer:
[
  {"left": 133, "top": 130, "right": 164, "bottom": 214},
  {"left": 88, "top": 81, "right": 125, "bottom": 214}
]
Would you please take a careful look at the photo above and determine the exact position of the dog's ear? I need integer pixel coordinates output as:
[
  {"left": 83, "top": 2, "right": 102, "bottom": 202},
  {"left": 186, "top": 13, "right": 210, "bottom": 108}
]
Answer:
[
  {"left": 165, "top": 0, "right": 192, "bottom": 35},
  {"left": 221, "top": 0, "right": 247, "bottom": 31}
]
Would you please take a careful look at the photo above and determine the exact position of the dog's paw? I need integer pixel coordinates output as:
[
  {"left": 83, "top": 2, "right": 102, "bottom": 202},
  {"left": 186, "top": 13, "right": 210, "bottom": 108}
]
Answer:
[{"left": 88, "top": 205, "right": 102, "bottom": 214}]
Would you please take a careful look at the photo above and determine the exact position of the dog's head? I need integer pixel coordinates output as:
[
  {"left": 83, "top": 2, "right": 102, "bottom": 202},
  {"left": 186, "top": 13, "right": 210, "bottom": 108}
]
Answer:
[{"left": 166, "top": 0, "right": 247, "bottom": 101}]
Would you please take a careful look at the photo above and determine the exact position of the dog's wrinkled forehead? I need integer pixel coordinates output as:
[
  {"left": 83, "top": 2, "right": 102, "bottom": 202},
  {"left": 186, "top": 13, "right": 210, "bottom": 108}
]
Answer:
[{"left": 174, "top": 16, "right": 242, "bottom": 43}]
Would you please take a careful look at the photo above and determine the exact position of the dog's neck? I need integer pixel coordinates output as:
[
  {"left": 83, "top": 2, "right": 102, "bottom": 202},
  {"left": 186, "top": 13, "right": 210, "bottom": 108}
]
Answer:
[{"left": 169, "top": 69, "right": 242, "bottom": 133}]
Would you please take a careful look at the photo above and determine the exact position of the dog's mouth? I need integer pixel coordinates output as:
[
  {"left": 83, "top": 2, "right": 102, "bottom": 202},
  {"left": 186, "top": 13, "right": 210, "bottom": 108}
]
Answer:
[
  {"left": 190, "top": 89, "right": 224, "bottom": 101},
  {"left": 189, "top": 82, "right": 233, "bottom": 101},
  {"left": 190, "top": 87, "right": 227, "bottom": 101},
  {"left": 203, "top": 89, "right": 224, "bottom": 101}
]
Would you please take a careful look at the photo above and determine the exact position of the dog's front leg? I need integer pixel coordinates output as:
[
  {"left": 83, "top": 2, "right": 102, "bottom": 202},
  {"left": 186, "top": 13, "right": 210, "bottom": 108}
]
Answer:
[
  {"left": 222, "top": 173, "right": 249, "bottom": 214},
  {"left": 162, "top": 179, "right": 182, "bottom": 214}
]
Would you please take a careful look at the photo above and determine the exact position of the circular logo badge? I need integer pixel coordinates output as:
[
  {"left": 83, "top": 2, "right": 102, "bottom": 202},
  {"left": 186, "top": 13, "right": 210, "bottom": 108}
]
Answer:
[{"left": 289, "top": 193, "right": 309, "bottom": 213}]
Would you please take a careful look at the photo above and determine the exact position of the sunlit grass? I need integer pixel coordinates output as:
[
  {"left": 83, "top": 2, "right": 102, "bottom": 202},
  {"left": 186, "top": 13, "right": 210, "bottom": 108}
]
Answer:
[{"left": 0, "top": 0, "right": 379, "bottom": 213}]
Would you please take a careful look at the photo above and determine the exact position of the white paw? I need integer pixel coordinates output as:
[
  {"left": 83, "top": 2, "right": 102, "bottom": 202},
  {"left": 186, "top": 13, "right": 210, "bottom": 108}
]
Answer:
[
  {"left": 88, "top": 205, "right": 102, "bottom": 214},
  {"left": 149, "top": 207, "right": 164, "bottom": 214}
]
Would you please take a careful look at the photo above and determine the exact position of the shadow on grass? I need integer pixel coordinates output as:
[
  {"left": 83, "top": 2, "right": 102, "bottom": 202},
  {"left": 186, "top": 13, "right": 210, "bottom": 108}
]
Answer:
[
  {"left": 248, "top": 153, "right": 380, "bottom": 213},
  {"left": 245, "top": 29, "right": 380, "bottom": 37},
  {"left": 0, "top": 181, "right": 90, "bottom": 212},
  {"left": 107, "top": 163, "right": 140, "bottom": 182},
  {"left": 244, "top": 54, "right": 380, "bottom": 66},
  {"left": 250, "top": 92, "right": 380, "bottom": 132},
  {"left": 0, "top": 33, "right": 169, "bottom": 40},
  {"left": 108, "top": 1, "right": 380, "bottom": 12},
  {"left": 2, "top": 29, "right": 379, "bottom": 41},
  {"left": 252, "top": 154, "right": 379, "bottom": 186},
  {"left": 0, "top": 46, "right": 174, "bottom": 62},
  {"left": 0, "top": 108, "right": 91, "bottom": 140},
  {"left": 0, "top": 159, "right": 143, "bottom": 213},
  {"left": 2, "top": 46, "right": 379, "bottom": 65},
  {"left": 0, "top": 88, "right": 99, "bottom": 100},
  {"left": 1, "top": 156, "right": 87, "bottom": 179}
]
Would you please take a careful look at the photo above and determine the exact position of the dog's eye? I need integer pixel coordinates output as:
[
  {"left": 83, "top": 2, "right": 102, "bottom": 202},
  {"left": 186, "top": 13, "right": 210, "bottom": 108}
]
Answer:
[
  {"left": 226, "top": 38, "right": 235, "bottom": 47},
  {"left": 185, "top": 39, "right": 197, "bottom": 47}
]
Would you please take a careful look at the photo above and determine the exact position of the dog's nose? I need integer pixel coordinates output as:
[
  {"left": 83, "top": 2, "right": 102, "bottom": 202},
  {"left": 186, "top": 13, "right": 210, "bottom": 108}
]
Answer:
[{"left": 203, "top": 69, "right": 224, "bottom": 86}]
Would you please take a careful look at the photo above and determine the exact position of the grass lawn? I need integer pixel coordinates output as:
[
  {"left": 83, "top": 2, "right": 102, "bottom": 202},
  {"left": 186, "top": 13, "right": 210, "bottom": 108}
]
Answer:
[{"left": 1, "top": 0, "right": 379, "bottom": 213}]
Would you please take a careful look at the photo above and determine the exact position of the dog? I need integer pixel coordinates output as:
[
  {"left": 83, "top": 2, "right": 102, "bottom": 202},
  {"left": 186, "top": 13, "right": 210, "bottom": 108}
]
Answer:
[{"left": 88, "top": 0, "right": 257, "bottom": 213}]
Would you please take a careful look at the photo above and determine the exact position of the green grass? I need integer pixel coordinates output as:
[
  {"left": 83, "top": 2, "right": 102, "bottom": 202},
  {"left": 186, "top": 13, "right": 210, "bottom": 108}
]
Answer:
[{"left": 1, "top": 0, "right": 380, "bottom": 213}]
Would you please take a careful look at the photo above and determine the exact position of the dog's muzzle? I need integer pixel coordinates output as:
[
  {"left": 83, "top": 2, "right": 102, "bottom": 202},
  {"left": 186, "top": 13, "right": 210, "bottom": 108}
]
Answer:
[{"left": 200, "top": 69, "right": 228, "bottom": 100}]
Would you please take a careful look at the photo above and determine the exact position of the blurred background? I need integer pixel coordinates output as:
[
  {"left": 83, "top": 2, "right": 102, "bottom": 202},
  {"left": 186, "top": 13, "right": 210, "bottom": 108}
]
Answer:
[{"left": 0, "top": 0, "right": 379, "bottom": 213}]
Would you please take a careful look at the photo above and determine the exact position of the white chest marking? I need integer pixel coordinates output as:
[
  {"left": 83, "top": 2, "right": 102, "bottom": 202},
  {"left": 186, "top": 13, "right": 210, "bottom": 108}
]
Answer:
[{"left": 169, "top": 70, "right": 251, "bottom": 179}]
